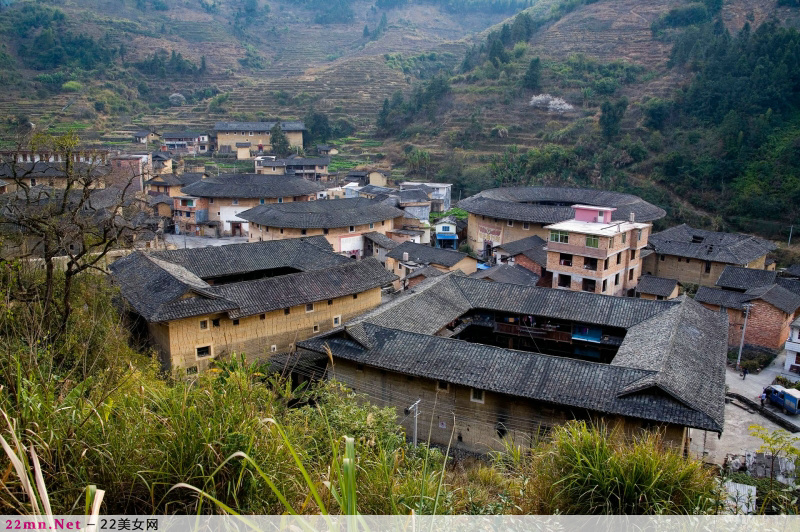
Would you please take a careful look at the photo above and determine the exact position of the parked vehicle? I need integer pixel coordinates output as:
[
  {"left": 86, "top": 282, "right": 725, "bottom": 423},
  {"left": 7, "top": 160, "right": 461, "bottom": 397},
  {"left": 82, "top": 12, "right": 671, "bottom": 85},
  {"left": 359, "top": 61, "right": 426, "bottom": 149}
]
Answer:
[{"left": 763, "top": 385, "right": 800, "bottom": 414}]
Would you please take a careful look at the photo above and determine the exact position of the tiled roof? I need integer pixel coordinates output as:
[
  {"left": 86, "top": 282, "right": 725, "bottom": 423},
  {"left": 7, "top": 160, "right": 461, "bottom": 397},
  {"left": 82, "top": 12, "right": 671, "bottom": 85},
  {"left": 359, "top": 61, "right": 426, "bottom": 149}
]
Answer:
[
  {"left": 214, "top": 121, "right": 305, "bottom": 132},
  {"left": 636, "top": 275, "right": 679, "bottom": 297},
  {"left": 147, "top": 194, "right": 173, "bottom": 206},
  {"left": 496, "top": 235, "right": 548, "bottom": 266},
  {"left": 398, "top": 189, "right": 430, "bottom": 204},
  {"left": 111, "top": 255, "right": 396, "bottom": 322},
  {"left": 180, "top": 174, "right": 324, "bottom": 199},
  {"left": 134, "top": 130, "right": 153, "bottom": 137},
  {"left": 149, "top": 237, "right": 345, "bottom": 279},
  {"left": 785, "top": 264, "right": 800, "bottom": 278},
  {"left": 387, "top": 241, "right": 470, "bottom": 268},
  {"left": 300, "top": 294, "right": 725, "bottom": 432},
  {"left": 283, "top": 156, "right": 331, "bottom": 166},
  {"left": 362, "top": 231, "right": 399, "bottom": 250},
  {"left": 145, "top": 173, "right": 203, "bottom": 187},
  {"left": 458, "top": 186, "right": 666, "bottom": 223},
  {"left": 777, "top": 277, "right": 800, "bottom": 297},
  {"left": 358, "top": 184, "right": 394, "bottom": 196},
  {"left": 470, "top": 264, "right": 540, "bottom": 286},
  {"left": 696, "top": 284, "right": 800, "bottom": 314},
  {"left": 648, "top": 224, "right": 776, "bottom": 264},
  {"left": 716, "top": 266, "right": 777, "bottom": 291},
  {"left": 238, "top": 198, "right": 404, "bottom": 229},
  {"left": 162, "top": 132, "right": 203, "bottom": 139},
  {"left": 406, "top": 266, "right": 445, "bottom": 280}
]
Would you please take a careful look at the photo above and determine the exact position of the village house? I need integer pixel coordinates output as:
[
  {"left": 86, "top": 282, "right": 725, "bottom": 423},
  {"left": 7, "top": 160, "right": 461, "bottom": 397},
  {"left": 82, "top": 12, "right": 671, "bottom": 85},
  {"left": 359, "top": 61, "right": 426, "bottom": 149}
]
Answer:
[
  {"left": 176, "top": 174, "right": 324, "bottom": 237},
  {"left": 433, "top": 216, "right": 465, "bottom": 250},
  {"left": 151, "top": 152, "right": 176, "bottom": 176},
  {"left": 162, "top": 132, "right": 209, "bottom": 155},
  {"left": 361, "top": 231, "right": 399, "bottom": 266},
  {"left": 784, "top": 317, "right": 800, "bottom": 376},
  {"left": 385, "top": 241, "right": 477, "bottom": 290},
  {"left": 254, "top": 155, "right": 331, "bottom": 181},
  {"left": 493, "top": 234, "right": 548, "bottom": 277},
  {"left": 296, "top": 274, "right": 727, "bottom": 454},
  {"left": 316, "top": 144, "right": 339, "bottom": 156},
  {"left": 399, "top": 182, "right": 452, "bottom": 213},
  {"left": 643, "top": 224, "right": 776, "bottom": 286},
  {"left": 214, "top": 121, "right": 305, "bottom": 153},
  {"left": 404, "top": 266, "right": 445, "bottom": 289},
  {"left": 109, "top": 238, "right": 397, "bottom": 373},
  {"left": 459, "top": 187, "right": 665, "bottom": 259},
  {"left": 144, "top": 173, "right": 204, "bottom": 197},
  {"left": 544, "top": 205, "right": 651, "bottom": 296},
  {"left": 0, "top": 161, "right": 108, "bottom": 190},
  {"left": 692, "top": 265, "right": 800, "bottom": 350},
  {"left": 636, "top": 275, "right": 680, "bottom": 300},
  {"left": 239, "top": 197, "right": 405, "bottom": 257},
  {"left": 133, "top": 130, "right": 161, "bottom": 144}
]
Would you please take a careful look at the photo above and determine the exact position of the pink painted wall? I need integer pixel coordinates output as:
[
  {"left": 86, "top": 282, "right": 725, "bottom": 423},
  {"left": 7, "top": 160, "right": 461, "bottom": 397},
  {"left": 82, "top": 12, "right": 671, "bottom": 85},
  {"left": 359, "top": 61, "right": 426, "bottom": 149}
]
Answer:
[{"left": 572, "top": 206, "right": 615, "bottom": 223}]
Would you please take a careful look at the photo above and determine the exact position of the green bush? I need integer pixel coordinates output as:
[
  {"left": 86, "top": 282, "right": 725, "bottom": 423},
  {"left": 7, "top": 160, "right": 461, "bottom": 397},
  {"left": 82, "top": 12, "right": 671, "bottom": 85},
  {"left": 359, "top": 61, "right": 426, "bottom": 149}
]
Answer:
[{"left": 61, "top": 80, "right": 82, "bottom": 92}]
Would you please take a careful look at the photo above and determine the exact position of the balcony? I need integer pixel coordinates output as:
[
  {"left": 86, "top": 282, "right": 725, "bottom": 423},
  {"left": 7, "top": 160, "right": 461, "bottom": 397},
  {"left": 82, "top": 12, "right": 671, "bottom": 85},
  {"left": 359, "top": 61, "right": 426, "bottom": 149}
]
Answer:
[
  {"left": 547, "top": 241, "right": 609, "bottom": 259},
  {"left": 494, "top": 322, "right": 572, "bottom": 343}
]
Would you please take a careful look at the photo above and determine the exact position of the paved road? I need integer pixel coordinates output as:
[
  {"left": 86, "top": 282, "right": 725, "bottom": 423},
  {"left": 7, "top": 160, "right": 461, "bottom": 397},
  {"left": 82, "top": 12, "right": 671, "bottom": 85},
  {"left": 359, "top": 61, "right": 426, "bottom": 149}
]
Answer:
[
  {"left": 726, "top": 351, "right": 800, "bottom": 430},
  {"left": 165, "top": 234, "right": 249, "bottom": 249}
]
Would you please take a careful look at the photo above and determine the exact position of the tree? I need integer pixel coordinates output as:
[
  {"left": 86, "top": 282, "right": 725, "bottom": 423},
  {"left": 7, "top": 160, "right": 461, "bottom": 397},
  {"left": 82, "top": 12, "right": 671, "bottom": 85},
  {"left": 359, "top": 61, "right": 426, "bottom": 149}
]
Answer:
[
  {"left": 522, "top": 57, "right": 541, "bottom": 90},
  {"left": 304, "top": 110, "right": 331, "bottom": 145},
  {"left": 599, "top": 98, "right": 628, "bottom": 140},
  {"left": 0, "top": 132, "right": 148, "bottom": 334},
  {"left": 363, "top": 24, "right": 370, "bottom": 38},
  {"left": 270, "top": 122, "right": 291, "bottom": 156},
  {"left": 488, "top": 38, "right": 509, "bottom": 66}
]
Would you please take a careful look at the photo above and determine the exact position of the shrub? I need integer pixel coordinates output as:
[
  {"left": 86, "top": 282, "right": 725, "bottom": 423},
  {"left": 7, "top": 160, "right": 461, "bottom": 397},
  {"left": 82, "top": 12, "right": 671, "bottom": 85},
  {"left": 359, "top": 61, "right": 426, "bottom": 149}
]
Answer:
[{"left": 61, "top": 80, "right": 82, "bottom": 92}]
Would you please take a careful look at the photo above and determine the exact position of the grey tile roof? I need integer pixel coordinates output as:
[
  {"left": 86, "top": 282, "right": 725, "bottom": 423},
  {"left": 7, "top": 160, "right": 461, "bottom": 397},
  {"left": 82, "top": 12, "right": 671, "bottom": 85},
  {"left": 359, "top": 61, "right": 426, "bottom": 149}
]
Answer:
[
  {"left": 458, "top": 186, "right": 666, "bottom": 223},
  {"left": 694, "top": 287, "right": 750, "bottom": 310},
  {"left": 111, "top": 254, "right": 396, "bottom": 322},
  {"left": 398, "top": 189, "right": 430, "bottom": 204},
  {"left": 362, "top": 231, "right": 399, "bottom": 250},
  {"left": 358, "top": 184, "right": 395, "bottom": 196},
  {"left": 145, "top": 173, "right": 203, "bottom": 187},
  {"left": 300, "top": 300, "right": 724, "bottom": 432},
  {"left": 785, "top": 264, "right": 800, "bottom": 278},
  {"left": 636, "top": 275, "right": 679, "bottom": 297},
  {"left": 387, "top": 241, "right": 470, "bottom": 268},
  {"left": 470, "top": 264, "right": 540, "bottom": 286},
  {"left": 134, "top": 130, "right": 152, "bottom": 137},
  {"left": 283, "top": 156, "right": 331, "bottom": 166},
  {"left": 716, "top": 266, "right": 777, "bottom": 291},
  {"left": 406, "top": 265, "right": 445, "bottom": 280},
  {"left": 777, "top": 277, "right": 800, "bottom": 297},
  {"left": 147, "top": 194, "right": 173, "bottom": 206},
  {"left": 149, "top": 237, "right": 345, "bottom": 279},
  {"left": 648, "top": 224, "right": 776, "bottom": 264},
  {"left": 238, "top": 198, "right": 404, "bottom": 229},
  {"left": 214, "top": 121, "right": 305, "bottom": 132},
  {"left": 496, "top": 235, "right": 548, "bottom": 266},
  {"left": 180, "top": 174, "right": 323, "bottom": 199}
]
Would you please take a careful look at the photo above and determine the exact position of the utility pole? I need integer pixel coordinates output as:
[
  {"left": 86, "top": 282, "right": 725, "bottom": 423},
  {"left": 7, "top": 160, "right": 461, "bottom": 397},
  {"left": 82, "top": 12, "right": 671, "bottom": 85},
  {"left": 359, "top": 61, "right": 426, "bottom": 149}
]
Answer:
[
  {"left": 405, "top": 399, "right": 421, "bottom": 446},
  {"left": 736, "top": 303, "right": 753, "bottom": 370},
  {"left": 790, "top": 225, "right": 794, "bottom": 247}
]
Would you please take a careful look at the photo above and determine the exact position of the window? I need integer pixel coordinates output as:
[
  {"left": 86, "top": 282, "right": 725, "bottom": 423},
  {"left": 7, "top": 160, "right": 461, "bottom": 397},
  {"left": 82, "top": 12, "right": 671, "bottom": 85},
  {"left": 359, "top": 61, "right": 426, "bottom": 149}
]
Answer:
[
  {"left": 196, "top": 346, "right": 211, "bottom": 358},
  {"left": 615, "top": 273, "right": 620, "bottom": 286},
  {"left": 507, "top": 220, "right": 514, "bottom": 227},
  {"left": 232, "top": 319, "right": 239, "bottom": 326},
  {"left": 523, "top": 222, "right": 530, "bottom": 230},
  {"left": 328, "top": 299, "right": 333, "bottom": 305},
  {"left": 608, "top": 236, "right": 614, "bottom": 248},
  {"left": 369, "top": 223, "right": 374, "bottom": 229},
  {"left": 638, "top": 229, "right": 643, "bottom": 241},
  {"left": 558, "top": 274, "right": 571, "bottom": 288},
  {"left": 584, "top": 258, "right": 598, "bottom": 271},
  {"left": 382, "top": 221, "right": 385, "bottom": 226},
  {"left": 271, "top": 345, "right": 277, "bottom": 353},
  {"left": 181, "top": 199, "right": 194, "bottom": 207},
  {"left": 602, "top": 279, "right": 607, "bottom": 292},
  {"left": 622, "top": 233, "right": 627, "bottom": 244},
  {"left": 630, "top": 249, "right": 636, "bottom": 260},
  {"left": 686, "top": 258, "right": 690, "bottom": 264},
  {"left": 441, "top": 225, "right": 450, "bottom": 232},
  {"left": 660, "top": 254, "right": 666, "bottom": 262},
  {"left": 199, "top": 320, "right": 208, "bottom": 330},
  {"left": 586, "top": 235, "right": 599, "bottom": 248},
  {"left": 705, "top": 260, "right": 712, "bottom": 274},
  {"left": 231, "top": 199, "right": 239, "bottom": 206},
  {"left": 333, "top": 315, "right": 341, "bottom": 326},
  {"left": 471, "top": 388, "right": 484, "bottom": 404},
  {"left": 678, "top": 257, "right": 682, "bottom": 262},
  {"left": 313, "top": 324, "right": 320, "bottom": 333},
  {"left": 357, "top": 364, "right": 364, "bottom": 372},
  {"left": 278, "top": 197, "right": 284, "bottom": 203},
  {"left": 629, "top": 268, "right": 634, "bottom": 281},
  {"left": 559, "top": 253, "right": 573, "bottom": 267},
  {"left": 616, "top": 253, "right": 621, "bottom": 265},
  {"left": 280, "top": 229, "right": 284, "bottom": 234},
  {"left": 353, "top": 294, "right": 358, "bottom": 299},
  {"left": 549, "top": 230, "right": 569, "bottom": 244},
  {"left": 284, "top": 308, "right": 290, "bottom": 315},
  {"left": 301, "top": 229, "right": 307, "bottom": 235},
  {"left": 582, "top": 278, "right": 596, "bottom": 292},
  {"left": 323, "top": 228, "right": 329, "bottom": 235},
  {"left": 212, "top": 319, "right": 220, "bottom": 327},
  {"left": 209, "top": 198, "right": 214, "bottom": 204},
  {"left": 260, "top": 313, "right": 266, "bottom": 320},
  {"left": 349, "top": 226, "right": 355, "bottom": 233},
  {"left": 260, "top": 198, "right": 265, "bottom": 205},
  {"left": 249, "top": 131, "right": 254, "bottom": 136},
  {"left": 306, "top": 303, "right": 314, "bottom": 313},
  {"left": 29, "top": 178, "right": 36, "bottom": 186},
  {"left": 437, "top": 380, "right": 449, "bottom": 392},
  {"left": 604, "top": 258, "right": 609, "bottom": 270}
]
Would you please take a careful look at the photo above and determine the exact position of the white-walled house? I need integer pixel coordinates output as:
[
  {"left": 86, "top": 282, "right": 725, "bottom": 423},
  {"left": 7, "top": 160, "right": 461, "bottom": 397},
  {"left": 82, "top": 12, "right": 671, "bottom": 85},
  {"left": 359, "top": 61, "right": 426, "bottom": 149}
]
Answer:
[{"left": 784, "top": 317, "right": 800, "bottom": 376}]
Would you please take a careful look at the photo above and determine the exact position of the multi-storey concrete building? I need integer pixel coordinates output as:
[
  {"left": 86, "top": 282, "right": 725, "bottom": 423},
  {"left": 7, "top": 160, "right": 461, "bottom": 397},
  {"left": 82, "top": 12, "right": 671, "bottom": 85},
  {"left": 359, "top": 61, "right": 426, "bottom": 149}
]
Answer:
[{"left": 544, "top": 205, "right": 651, "bottom": 296}]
